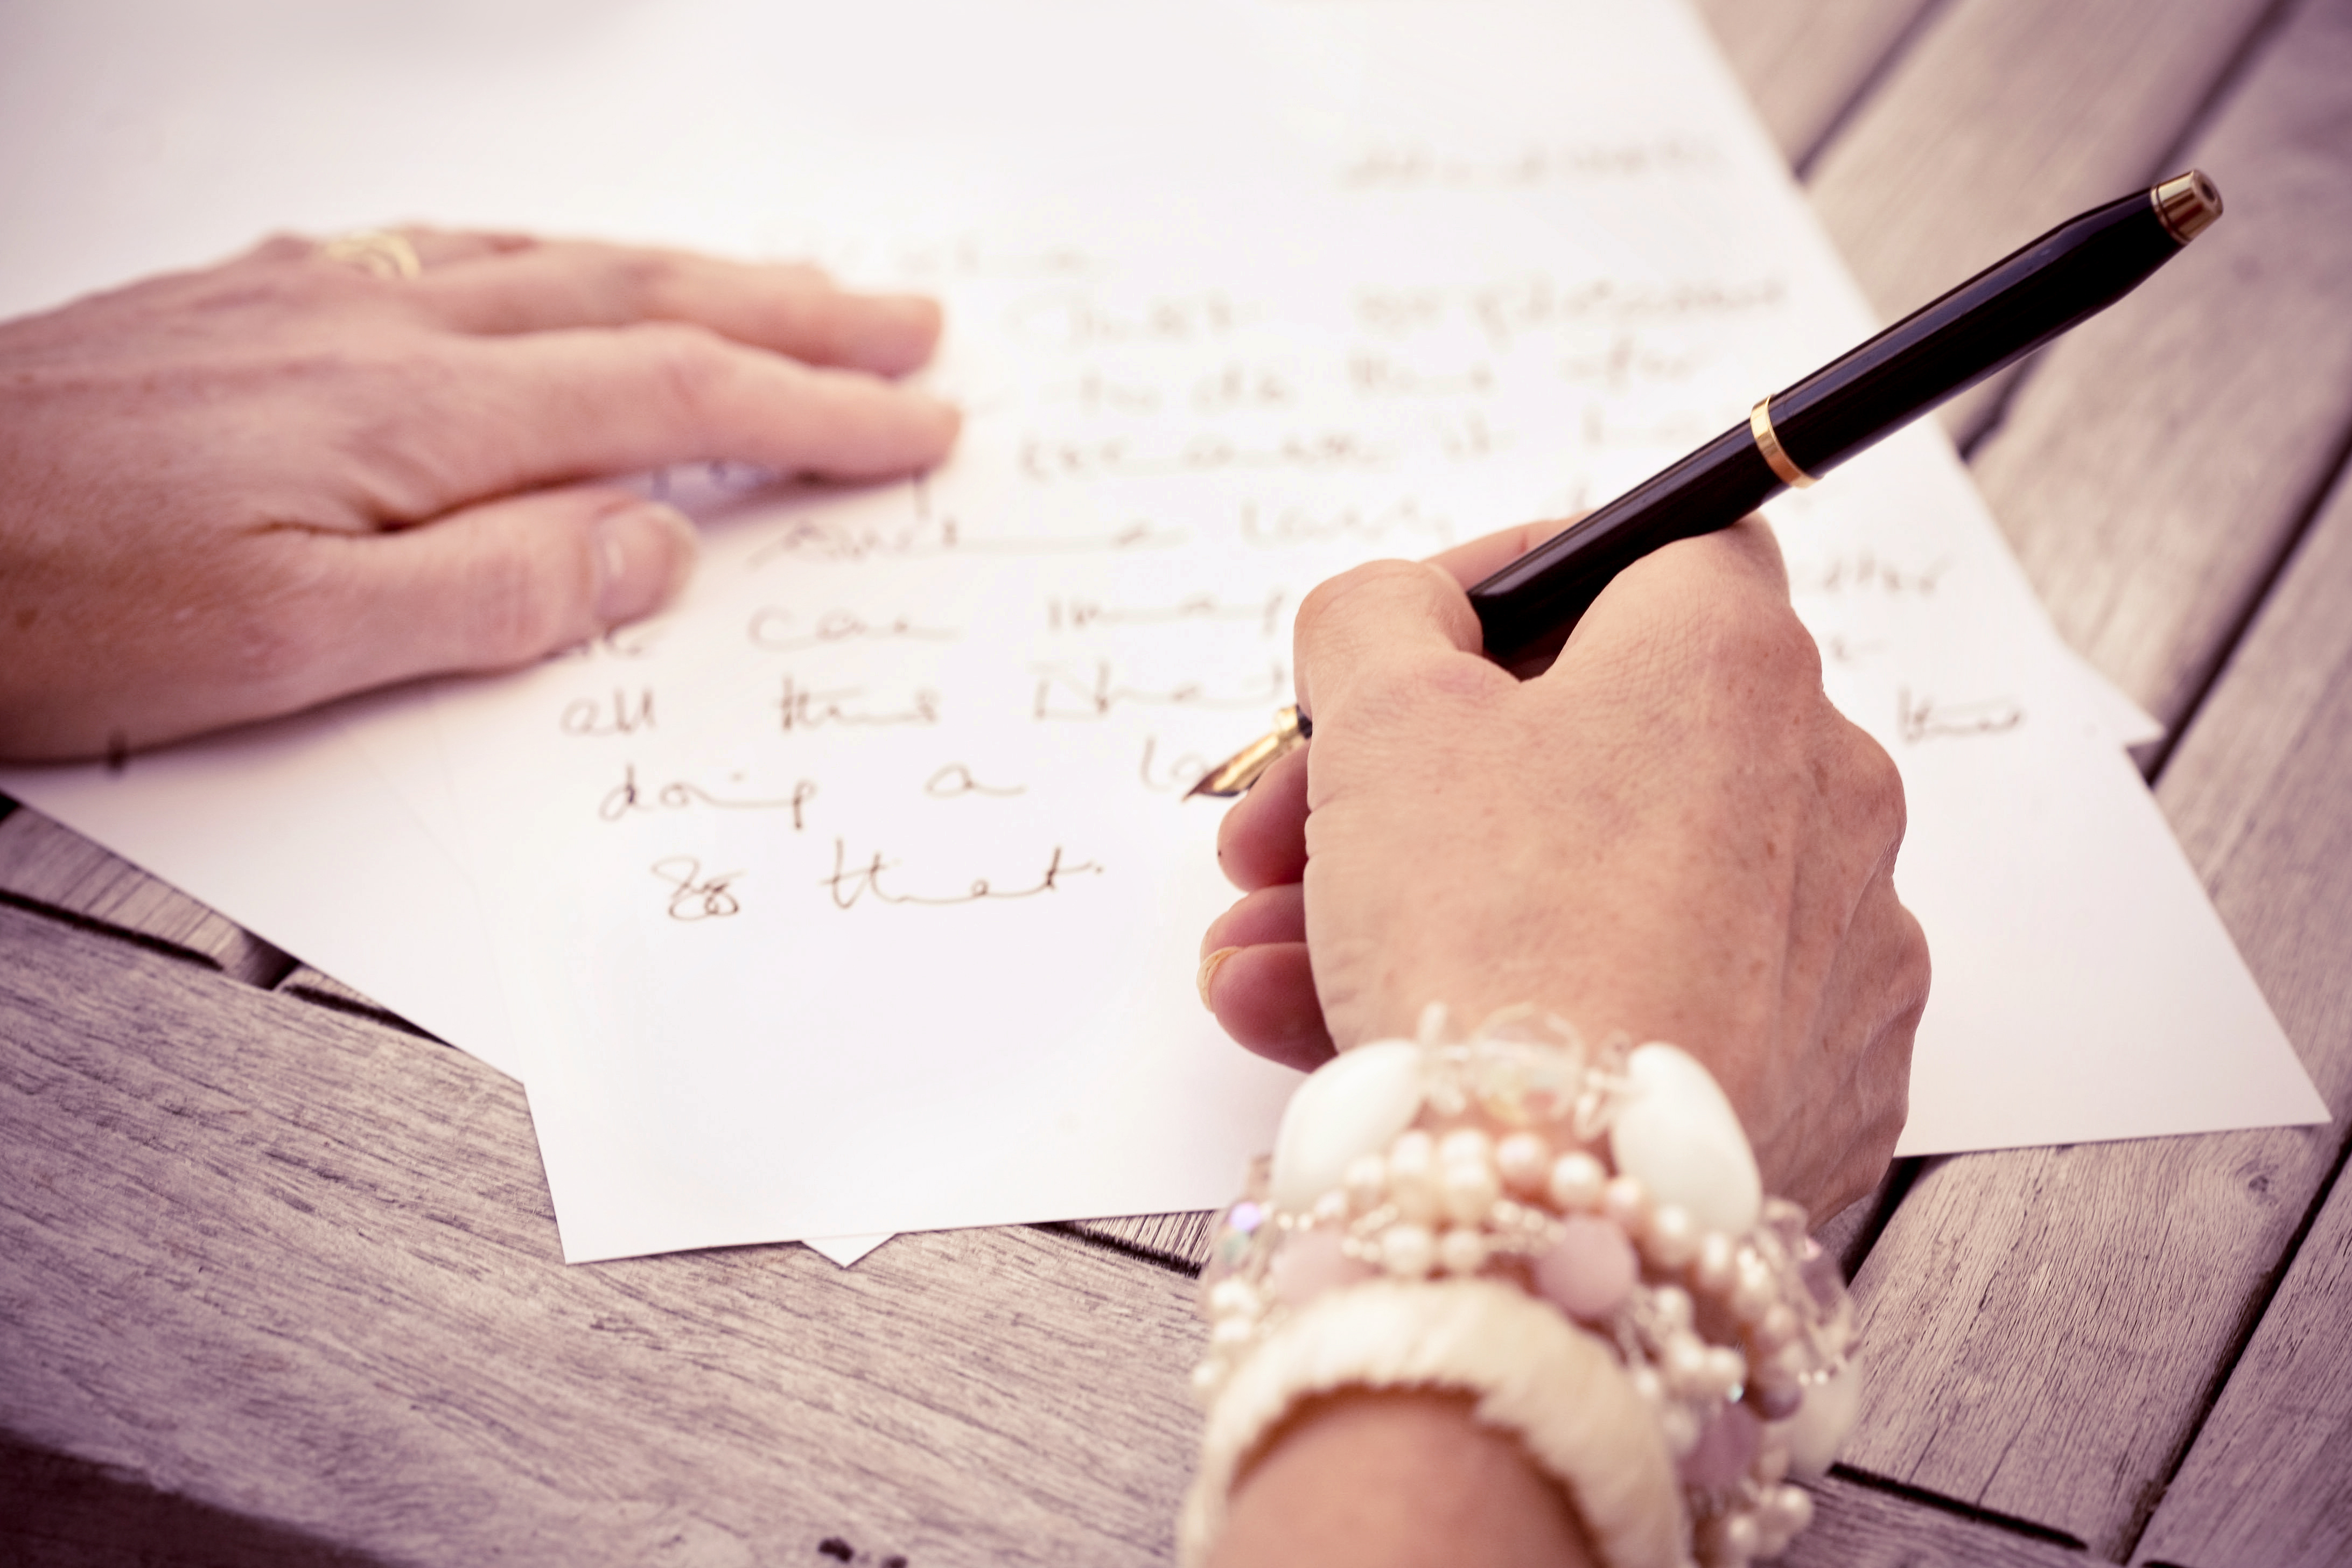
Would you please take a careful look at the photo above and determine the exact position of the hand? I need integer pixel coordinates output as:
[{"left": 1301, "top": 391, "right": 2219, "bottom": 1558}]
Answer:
[
  {"left": 1199, "top": 520, "right": 1927, "bottom": 1219},
  {"left": 0, "top": 229, "right": 960, "bottom": 761}
]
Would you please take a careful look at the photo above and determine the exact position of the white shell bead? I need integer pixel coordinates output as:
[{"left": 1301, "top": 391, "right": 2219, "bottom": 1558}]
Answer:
[
  {"left": 1608, "top": 1042, "right": 1762, "bottom": 1236},
  {"left": 1269, "top": 1040, "right": 1427, "bottom": 1210}
]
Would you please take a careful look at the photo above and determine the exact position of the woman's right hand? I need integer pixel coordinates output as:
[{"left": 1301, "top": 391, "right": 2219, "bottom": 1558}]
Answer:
[{"left": 1199, "top": 518, "right": 1928, "bottom": 1221}]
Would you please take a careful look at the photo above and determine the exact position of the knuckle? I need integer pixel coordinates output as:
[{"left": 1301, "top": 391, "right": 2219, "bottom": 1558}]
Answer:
[
  {"left": 463, "top": 530, "right": 583, "bottom": 665},
  {"left": 624, "top": 320, "right": 737, "bottom": 422},
  {"left": 1836, "top": 718, "right": 1909, "bottom": 847}
]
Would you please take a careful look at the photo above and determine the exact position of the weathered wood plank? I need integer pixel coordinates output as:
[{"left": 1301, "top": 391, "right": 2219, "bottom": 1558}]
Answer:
[
  {"left": 273, "top": 962, "right": 433, "bottom": 1040},
  {"left": 1691, "top": 0, "right": 1944, "bottom": 168},
  {"left": 2132, "top": 1153, "right": 2352, "bottom": 1568},
  {"left": 0, "top": 901, "right": 1206, "bottom": 1566},
  {"left": 1836, "top": 442, "right": 2352, "bottom": 1556},
  {"left": 1805, "top": 0, "right": 2274, "bottom": 442},
  {"left": 0, "top": 804, "right": 289, "bottom": 985},
  {"left": 1784, "top": 1473, "right": 2090, "bottom": 1567},
  {"left": 1970, "top": 0, "right": 2352, "bottom": 731}
]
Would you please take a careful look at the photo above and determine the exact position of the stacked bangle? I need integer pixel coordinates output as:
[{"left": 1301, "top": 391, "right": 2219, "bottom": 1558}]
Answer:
[{"left": 1180, "top": 1007, "right": 1861, "bottom": 1568}]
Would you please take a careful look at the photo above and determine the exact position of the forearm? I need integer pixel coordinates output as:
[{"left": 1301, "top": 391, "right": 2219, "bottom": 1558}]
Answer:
[{"left": 1212, "top": 1390, "right": 1598, "bottom": 1568}]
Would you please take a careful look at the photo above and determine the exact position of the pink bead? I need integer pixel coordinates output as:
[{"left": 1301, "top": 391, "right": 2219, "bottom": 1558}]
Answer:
[
  {"left": 1532, "top": 1215, "right": 1638, "bottom": 1322},
  {"left": 1678, "top": 1402, "right": 1762, "bottom": 1491},
  {"left": 1269, "top": 1228, "right": 1376, "bottom": 1308}
]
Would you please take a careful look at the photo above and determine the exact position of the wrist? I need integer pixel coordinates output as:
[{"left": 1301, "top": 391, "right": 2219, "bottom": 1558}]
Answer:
[
  {"left": 1181, "top": 1006, "right": 1860, "bottom": 1568},
  {"left": 1214, "top": 1389, "right": 1598, "bottom": 1568}
]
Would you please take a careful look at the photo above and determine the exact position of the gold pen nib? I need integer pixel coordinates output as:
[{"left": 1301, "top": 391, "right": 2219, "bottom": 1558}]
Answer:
[{"left": 1185, "top": 705, "right": 1312, "bottom": 799}]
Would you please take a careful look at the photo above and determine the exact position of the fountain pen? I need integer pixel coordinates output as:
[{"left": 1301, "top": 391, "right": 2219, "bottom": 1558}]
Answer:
[{"left": 1186, "top": 170, "right": 2222, "bottom": 798}]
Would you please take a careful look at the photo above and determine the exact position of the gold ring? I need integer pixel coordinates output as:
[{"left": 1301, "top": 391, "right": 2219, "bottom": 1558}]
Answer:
[
  {"left": 1749, "top": 396, "right": 1815, "bottom": 489},
  {"left": 318, "top": 229, "right": 423, "bottom": 281}
]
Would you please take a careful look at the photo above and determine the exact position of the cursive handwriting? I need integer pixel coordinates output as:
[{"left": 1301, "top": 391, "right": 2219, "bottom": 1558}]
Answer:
[
  {"left": 561, "top": 688, "right": 656, "bottom": 737},
  {"left": 1138, "top": 735, "right": 1214, "bottom": 795},
  {"left": 747, "top": 606, "right": 960, "bottom": 653},
  {"left": 1238, "top": 497, "right": 1452, "bottom": 549},
  {"left": 822, "top": 839, "right": 1102, "bottom": 909},
  {"left": 1355, "top": 275, "right": 1784, "bottom": 349},
  {"left": 925, "top": 763, "right": 1025, "bottom": 799},
  {"left": 1192, "top": 362, "right": 1297, "bottom": 414},
  {"left": 1797, "top": 552, "right": 1953, "bottom": 598},
  {"left": 745, "top": 508, "right": 1182, "bottom": 570},
  {"left": 601, "top": 764, "right": 816, "bottom": 829},
  {"left": 1047, "top": 587, "right": 1287, "bottom": 638},
  {"left": 555, "top": 623, "right": 664, "bottom": 661},
  {"left": 1340, "top": 138, "right": 1720, "bottom": 191},
  {"left": 1032, "top": 660, "right": 1287, "bottom": 720},
  {"left": 1898, "top": 688, "right": 2025, "bottom": 744},
  {"left": 780, "top": 676, "right": 942, "bottom": 733},
  {"left": 652, "top": 857, "right": 743, "bottom": 921},
  {"left": 1020, "top": 431, "right": 1390, "bottom": 481},
  {"left": 1557, "top": 334, "right": 1704, "bottom": 391},
  {"left": 1007, "top": 289, "right": 1243, "bottom": 351},
  {"left": 1349, "top": 349, "right": 1496, "bottom": 399}
]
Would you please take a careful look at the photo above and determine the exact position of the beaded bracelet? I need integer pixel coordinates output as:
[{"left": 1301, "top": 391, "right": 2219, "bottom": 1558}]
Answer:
[{"left": 1181, "top": 1007, "right": 1861, "bottom": 1568}]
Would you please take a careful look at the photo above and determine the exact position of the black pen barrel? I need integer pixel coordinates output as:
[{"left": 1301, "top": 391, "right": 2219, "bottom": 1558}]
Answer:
[
  {"left": 1464, "top": 176, "right": 2212, "bottom": 677},
  {"left": 1770, "top": 193, "right": 2181, "bottom": 478},
  {"left": 1469, "top": 424, "right": 1783, "bottom": 674}
]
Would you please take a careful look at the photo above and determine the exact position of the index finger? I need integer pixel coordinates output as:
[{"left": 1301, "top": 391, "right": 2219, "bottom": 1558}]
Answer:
[
  {"left": 1423, "top": 517, "right": 1567, "bottom": 590},
  {"left": 1291, "top": 558, "right": 1508, "bottom": 729},
  {"left": 414, "top": 239, "right": 944, "bottom": 376}
]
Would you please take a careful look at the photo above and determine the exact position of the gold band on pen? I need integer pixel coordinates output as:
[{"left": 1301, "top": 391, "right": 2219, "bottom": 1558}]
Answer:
[{"left": 1749, "top": 396, "right": 1815, "bottom": 489}]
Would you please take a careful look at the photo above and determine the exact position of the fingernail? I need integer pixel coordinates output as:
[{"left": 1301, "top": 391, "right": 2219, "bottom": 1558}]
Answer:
[
  {"left": 1198, "top": 946, "right": 1242, "bottom": 1011},
  {"left": 594, "top": 501, "right": 698, "bottom": 623}
]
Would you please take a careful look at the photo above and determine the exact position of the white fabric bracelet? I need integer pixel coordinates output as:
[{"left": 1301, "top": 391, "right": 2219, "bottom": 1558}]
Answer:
[
  {"left": 1179, "top": 1277, "right": 1684, "bottom": 1568},
  {"left": 1181, "top": 1007, "right": 1858, "bottom": 1568}
]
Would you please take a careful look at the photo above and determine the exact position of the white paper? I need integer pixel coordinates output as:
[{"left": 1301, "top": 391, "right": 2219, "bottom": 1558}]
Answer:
[{"left": 0, "top": 0, "right": 2320, "bottom": 1265}]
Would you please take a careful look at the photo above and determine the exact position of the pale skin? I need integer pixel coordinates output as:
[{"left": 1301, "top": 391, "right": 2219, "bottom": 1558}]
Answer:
[
  {"left": 0, "top": 229, "right": 958, "bottom": 760},
  {"left": 1199, "top": 520, "right": 1929, "bottom": 1564},
  {"left": 4, "top": 234, "right": 1926, "bottom": 1564}
]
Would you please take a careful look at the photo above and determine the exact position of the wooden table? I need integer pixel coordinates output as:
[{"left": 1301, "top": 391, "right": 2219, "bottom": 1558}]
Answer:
[{"left": 8, "top": 2, "right": 2351, "bottom": 1562}]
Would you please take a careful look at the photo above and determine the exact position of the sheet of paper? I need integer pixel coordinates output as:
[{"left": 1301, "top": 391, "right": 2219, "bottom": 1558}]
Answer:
[{"left": 0, "top": 0, "right": 2320, "bottom": 1265}]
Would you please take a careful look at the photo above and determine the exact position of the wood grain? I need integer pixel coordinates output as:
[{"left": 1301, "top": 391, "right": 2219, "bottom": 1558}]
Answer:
[
  {"left": 273, "top": 963, "right": 431, "bottom": 1039},
  {"left": 1691, "top": 0, "right": 1944, "bottom": 167},
  {"left": 0, "top": 805, "right": 289, "bottom": 985},
  {"left": 1804, "top": 0, "right": 2274, "bottom": 442},
  {"left": 1837, "top": 439, "right": 2352, "bottom": 1550},
  {"left": 1970, "top": 0, "right": 2352, "bottom": 730},
  {"left": 1786, "top": 1473, "right": 2091, "bottom": 1567},
  {"left": 0, "top": 902, "right": 1208, "bottom": 1566},
  {"left": 2132, "top": 1156, "right": 2352, "bottom": 1567}
]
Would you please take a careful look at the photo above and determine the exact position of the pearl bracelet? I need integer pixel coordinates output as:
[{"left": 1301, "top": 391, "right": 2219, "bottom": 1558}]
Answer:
[{"left": 1181, "top": 1007, "right": 1861, "bottom": 1568}]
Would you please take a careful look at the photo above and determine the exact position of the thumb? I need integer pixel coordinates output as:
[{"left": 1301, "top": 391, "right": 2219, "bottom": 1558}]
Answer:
[{"left": 327, "top": 486, "right": 697, "bottom": 687}]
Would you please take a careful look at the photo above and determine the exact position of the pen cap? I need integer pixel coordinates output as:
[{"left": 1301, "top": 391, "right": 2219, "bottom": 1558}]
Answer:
[{"left": 1767, "top": 178, "right": 2213, "bottom": 479}]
